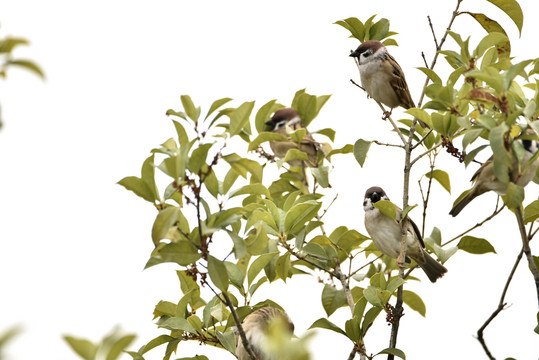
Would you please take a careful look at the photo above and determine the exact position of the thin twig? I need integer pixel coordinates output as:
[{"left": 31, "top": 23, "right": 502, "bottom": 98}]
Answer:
[
  {"left": 373, "top": 140, "right": 404, "bottom": 149},
  {"left": 222, "top": 292, "right": 258, "bottom": 360},
  {"left": 347, "top": 346, "right": 357, "bottom": 360},
  {"left": 515, "top": 207, "right": 539, "bottom": 306},
  {"left": 335, "top": 264, "right": 355, "bottom": 313},
  {"left": 349, "top": 255, "right": 383, "bottom": 277},
  {"left": 349, "top": 80, "right": 407, "bottom": 145},
  {"left": 476, "top": 249, "right": 523, "bottom": 360},
  {"left": 442, "top": 203, "right": 504, "bottom": 246},
  {"left": 319, "top": 194, "right": 339, "bottom": 220},
  {"left": 417, "top": 0, "right": 463, "bottom": 108},
  {"left": 427, "top": 15, "right": 439, "bottom": 49}
]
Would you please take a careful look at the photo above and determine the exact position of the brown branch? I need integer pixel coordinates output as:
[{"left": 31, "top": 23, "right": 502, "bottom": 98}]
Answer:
[
  {"left": 222, "top": 292, "right": 258, "bottom": 360},
  {"left": 347, "top": 346, "right": 357, "bottom": 360},
  {"left": 477, "top": 249, "right": 523, "bottom": 359},
  {"left": 417, "top": 0, "right": 463, "bottom": 108},
  {"left": 427, "top": 15, "right": 439, "bottom": 49},
  {"left": 442, "top": 203, "right": 504, "bottom": 246},
  {"left": 349, "top": 80, "right": 407, "bottom": 146},
  {"left": 515, "top": 207, "right": 539, "bottom": 306},
  {"left": 335, "top": 263, "right": 355, "bottom": 313},
  {"left": 373, "top": 140, "right": 405, "bottom": 149}
]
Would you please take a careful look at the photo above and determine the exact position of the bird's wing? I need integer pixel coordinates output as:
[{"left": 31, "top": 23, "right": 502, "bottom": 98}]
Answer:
[{"left": 386, "top": 53, "right": 415, "bottom": 109}]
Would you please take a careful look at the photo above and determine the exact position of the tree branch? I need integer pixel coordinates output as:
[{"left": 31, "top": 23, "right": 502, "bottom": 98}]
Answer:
[
  {"left": 477, "top": 248, "right": 523, "bottom": 359},
  {"left": 417, "top": 0, "right": 463, "bottom": 108},
  {"left": 442, "top": 202, "right": 504, "bottom": 246},
  {"left": 221, "top": 291, "right": 258, "bottom": 360},
  {"left": 515, "top": 207, "right": 539, "bottom": 306}
]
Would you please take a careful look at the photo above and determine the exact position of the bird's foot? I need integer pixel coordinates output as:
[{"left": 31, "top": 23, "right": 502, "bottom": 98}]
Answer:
[
  {"left": 396, "top": 254, "right": 406, "bottom": 269},
  {"left": 382, "top": 110, "right": 392, "bottom": 120}
]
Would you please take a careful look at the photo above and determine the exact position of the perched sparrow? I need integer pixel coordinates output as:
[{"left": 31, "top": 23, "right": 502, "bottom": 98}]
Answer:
[
  {"left": 266, "top": 107, "right": 323, "bottom": 167},
  {"left": 363, "top": 186, "right": 447, "bottom": 282},
  {"left": 349, "top": 40, "right": 426, "bottom": 127},
  {"left": 450, "top": 139, "right": 539, "bottom": 216},
  {"left": 235, "top": 307, "right": 294, "bottom": 360}
]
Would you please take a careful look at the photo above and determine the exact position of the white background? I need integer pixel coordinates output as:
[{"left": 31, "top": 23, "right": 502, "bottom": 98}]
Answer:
[{"left": 1, "top": 1, "right": 538, "bottom": 359}]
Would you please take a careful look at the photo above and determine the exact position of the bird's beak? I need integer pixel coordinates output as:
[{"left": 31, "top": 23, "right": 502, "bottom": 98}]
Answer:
[{"left": 349, "top": 50, "right": 359, "bottom": 57}]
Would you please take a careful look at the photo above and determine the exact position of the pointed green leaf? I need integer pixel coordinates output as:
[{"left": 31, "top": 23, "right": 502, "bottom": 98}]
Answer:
[
  {"left": 248, "top": 132, "right": 288, "bottom": 151},
  {"left": 284, "top": 201, "right": 322, "bottom": 234},
  {"left": 255, "top": 100, "right": 284, "bottom": 133},
  {"left": 417, "top": 67, "right": 442, "bottom": 85},
  {"left": 425, "top": 169, "right": 451, "bottom": 193},
  {"left": 181, "top": 95, "right": 199, "bottom": 122},
  {"left": 377, "top": 348, "right": 406, "bottom": 360},
  {"left": 402, "top": 290, "right": 426, "bottom": 317},
  {"left": 373, "top": 200, "right": 397, "bottom": 222},
  {"left": 308, "top": 318, "right": 347, "bottom": 337},
  {"left": 458, "top": 236, "right": 497, "bottom": 254},
  {"left": 63, "top": 336, "right": 98, "bottom": 360},
  {"left": 106, "top": 335, "right": 136, "bottom": 360},
  {"left": 229, "top": 101, "right": 255, "bottom": 136},
  {"left": 188, "top": 143, "right": 213, "bottom": 174},
  {"left": 7, "top": 59, "right": 45, "bottom": 79},
  {"left": 205, "top": 97, "right": 233, "bottom": 120},
  {"left": 353, "top": 139, "right": 372, "bottom": 167},
  {"left": 502, "top": 182, "right": 524, "bottom": 209},
  {"left": 247, "top": 253, "right": 279, "bottom": 286},
  {"left": 216, "top": 330, "right": 236, "bottom": 354},
  {"left": 207, "top": 255, "right": 229, "bottom": 292},
  {"left": 486, "top": 0, "right": 523, "bottom": 35},
  {"left": 321, "top": 284, "right": 347, "bottom": 316},
  {"left": 157, "top": 317, "right": 197, "bottom": 334},
  {"left": 524, "top": 200, "right": 539, "bottom": 224}
]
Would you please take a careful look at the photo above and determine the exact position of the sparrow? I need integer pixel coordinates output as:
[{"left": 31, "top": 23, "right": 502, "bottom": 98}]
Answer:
[
  {"left": 349, "top": 41, "right": 426, "bottom": 127},
  {"left": 450, "top": 139, "right": 539, "bottom": 216},
  {"left": 266, "top": 107, "right": 323, "bottom": 167},
  {"left": 363, "top": 186, "right": 448, "bottom": 282},
  {"left": 235, "top": 307, "right": 294, "bottom": 360}
]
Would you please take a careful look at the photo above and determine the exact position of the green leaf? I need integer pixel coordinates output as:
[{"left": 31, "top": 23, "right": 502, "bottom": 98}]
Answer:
[
  {"left": 321, "top": 284, "right": 347, "bottom": 316},
  {"left": 425, "top": 169, "right": 451, "bottom": 193},
  {"left": 458, "top": 236, "right": 497, "bottom": 254},
  {"left": 474, "top": 31, "right": 510, "bottom": 59},
  {"left": 230, "top": 184, "right": 271, "bottom": 199},
  {"left": 139, "top": 335, "right": 174, "bottom": 355},
  {"left": 172, "top": 120, "right": 190, "bottom": 147},
  {"left": 106, "top": 335, "right": 136, "bottom": 360},
  {"left": 118, "top": 176, "right": 155, "bottom": 203},
  {"left": 405, "top": 108, "right": 432, "bottom": 128},
  {"left": 327, "top": 144, "right": 353, "bottom": 159},
  {"left": 205, "top": 97, "right": 233, "bottom": 120},
  {"left": 377, "top": 348, "right": 406, "bottom": 360},
  {"left": 216, "top": 330, "right": 236, "bottom": 354},
  {"left": 207, "top": 255, "right": 229, "bottom": 292},
  {"left": 534, "top": 311, "right": 539, "bottom": 334},
  {"left": 229, "top": 101, "right": 255, "bottom": 136},
  {"left": 334, "top": 17, "right": 365, "bottom": 41},
  {"left": 284, "top": 201, "right": 322, "bottom": 234},
  {"left": 503, "top": 182, "right": 524, "bottom": 210},
  {"left": 63, "top": 336, "right": 98, "bottom": 360},
  {"left": 353, "top": 139, "right": 372, "bottom": 167},
  {"left": 308, "top": 318, "right": 347, "bottom": 337},
  {"left": 275, "top": 253, "right": 291, "bottom": 282},
  {"left": 417, "top": 67, "right": 442, "bottom": 85},
  {"left": 248, "top": 132, "right": 288, "bottom": 151},
  {"left": 188, "top": 143, "right": 213, "bottom": 174},
  {"left": 486, "top": 0, "right": 523, "bottom": 35},
  {"left": 255, "top": 100, "right": 283, "bottom": 133},
  {"left": 176, "top": 356, "right": 209, "bottom": 360},
  {"left": 181, "top": 95, "right": 199, "bottom": 122},
  {"left": 152, "top": 207, "right": 185, "bottom": 246},
  {"left": 315, "top": 128, "right": 336, "bottom": 142},
  {"left": 158, "top": 317, "right": 197, "bottom": 334},
  {"left": 402, "top": 290, "right": 426, "bottom": 317},
  {"left": 148, "top": 241, "right": 201, "bottom": 268},
  {"left": 6, "top": 59, "right": 45, "bottom": 79},
  {"left": 311, "top": 166, "right": 330, "bottom": 188},
  {"left": 373, "top": 200, "right": 397, "bottom": 222},
  {"left": 344, "top": 317, "right": 361, "bottom": 342},
  {"left": 247, "top": 253, "right": 279, "bottom": 286},
  {"left": 524, "top": 200, "right": 539, "bottom": 223}
]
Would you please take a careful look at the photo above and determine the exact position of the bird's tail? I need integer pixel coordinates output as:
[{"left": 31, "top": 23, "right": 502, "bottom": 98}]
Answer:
[
  {"left": 449, "top": 190, "right": 475, "bottom": 217},
  {"left": 417, "top": 252, "right": 448, "bottom": 283}
]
